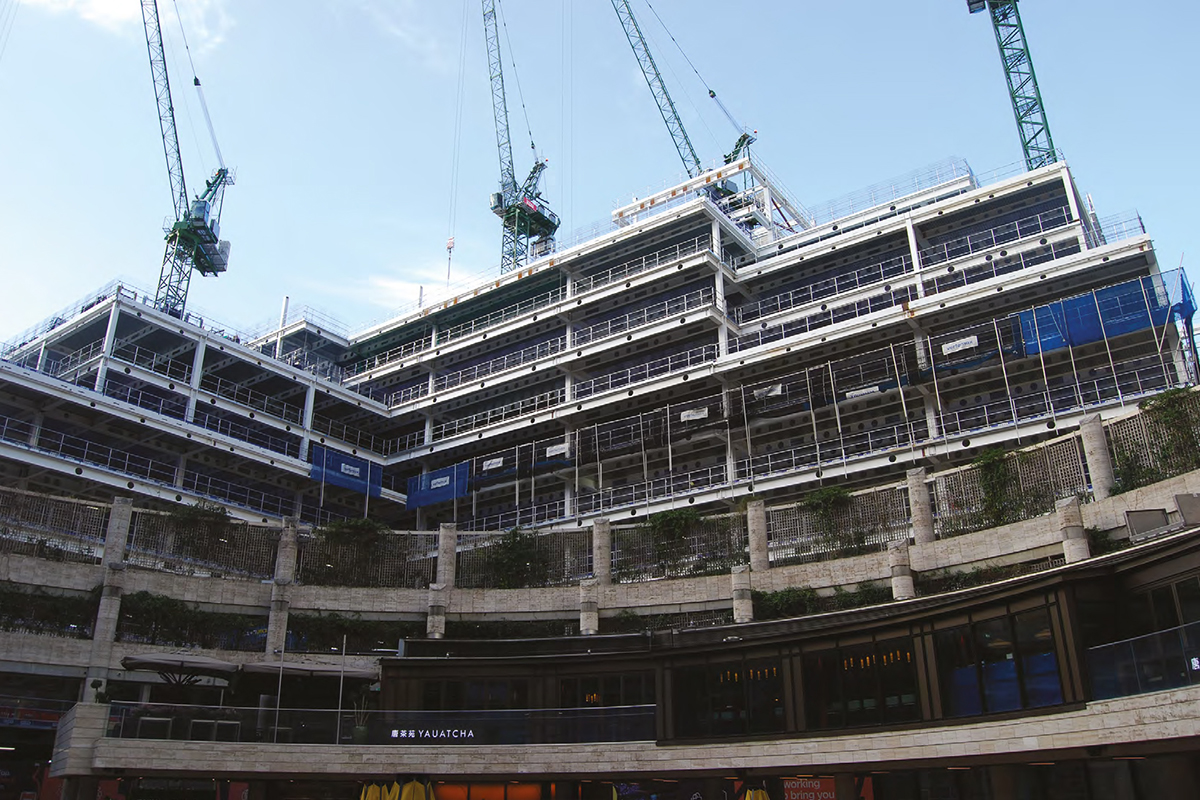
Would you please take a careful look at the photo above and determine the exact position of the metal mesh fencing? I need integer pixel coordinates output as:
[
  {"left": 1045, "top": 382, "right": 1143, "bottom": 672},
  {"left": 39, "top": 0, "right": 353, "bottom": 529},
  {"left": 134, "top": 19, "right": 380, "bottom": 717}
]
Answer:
[
  {"left": 295, "top": 532, "right": 438, "bottom": 588},
  {"left": 931, "top": 437, "right": 1085, "bottom": 539},
  {"left": 0, "top": 486, "right": 107, "bottom": 564},
  {"left": 767, "top": 486, "right": 909, "bottom": 566},
  {"left": 125, "top": 511, "right": 280, "bottom": 579},
  {"left": 1107, "top": 389, "right": 1200, "bottom": 490},
  {"left": 455, "top": 528, "right": 593, "bottom": 589},
  {"left": 611, "top": 512, "right": 748, "bottom": 584}
]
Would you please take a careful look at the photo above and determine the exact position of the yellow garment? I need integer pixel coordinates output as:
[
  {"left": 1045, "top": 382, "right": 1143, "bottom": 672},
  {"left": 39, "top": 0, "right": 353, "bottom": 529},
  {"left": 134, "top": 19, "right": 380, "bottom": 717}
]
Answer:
[{"left": 383, "top": 783, "right": 400, "bottom": 800}]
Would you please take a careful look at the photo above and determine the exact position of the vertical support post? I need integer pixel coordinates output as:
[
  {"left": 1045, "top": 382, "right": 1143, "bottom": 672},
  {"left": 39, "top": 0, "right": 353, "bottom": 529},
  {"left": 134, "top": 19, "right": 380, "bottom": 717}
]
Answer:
[
  {"left": 746, "top": 499, "right": 769, "bottom": 572},
  {"left": 592, "top": 518, "right": 612, "bottom": 585},
  {"left": 889, "top": 541, "right": 916, "bottom": 601},
  {"left": 436, "top": 522, "right": 458, "bottom": 588},
  {"left": 907, "top": 467, "right": 935, "bottom": 544},
  {"left": 92, "top": 304, "right": 122, "bottom": 393},
  {"left": 579, "top": 578, "right": 599, "bottom": 635},
  {"left": 1079, "top": 414, "right": 1114, "bottom": 501},
  {"left": 1058, "top": 495, "right": 1091, "bottom": 563},
  {"left": 84, "top": 497, "right": 134, "bottom": 702},
  {"left": 266, "top": 517, "right": 298, "bottom": 656},
  {"left": 731, "top": 565, "right": 753, "bottom": 624},
  {"left": 426, "top": 584, "right": 447, "bottom": 639},
  {"left": 299, "top": 384, "right": 316, "bottom": 461},
  {"left": 184, "top": 339, "right": 207, "bottom": 423}
]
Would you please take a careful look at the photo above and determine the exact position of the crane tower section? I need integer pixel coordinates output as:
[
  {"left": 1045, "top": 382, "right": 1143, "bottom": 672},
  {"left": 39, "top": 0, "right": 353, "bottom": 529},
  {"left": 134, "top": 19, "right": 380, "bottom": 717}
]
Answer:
[
  {"left": 968, "top": 0, "right": 1056, "bottom": 172},
  {"left": 140, "top": 0, "right": 233, "bottom": 319},
  {"left": 482, "top": 0, "right": 559, "bottom": 274}
]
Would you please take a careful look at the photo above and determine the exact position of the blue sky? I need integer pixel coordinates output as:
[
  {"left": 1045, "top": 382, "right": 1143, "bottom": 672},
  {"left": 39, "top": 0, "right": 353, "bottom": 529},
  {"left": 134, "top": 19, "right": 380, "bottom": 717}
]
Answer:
[{"left": 1, "top": 0, "right": 1197, "bottom": 341}]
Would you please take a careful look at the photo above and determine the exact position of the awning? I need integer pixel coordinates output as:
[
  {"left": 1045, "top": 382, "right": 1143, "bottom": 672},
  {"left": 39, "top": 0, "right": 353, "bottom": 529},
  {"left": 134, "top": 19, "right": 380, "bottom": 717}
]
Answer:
[
  {"left": 120, "top": 653, "right": 239, "bottom": 685},
  {"left": 242, "top": 661, "right": 377, "bottom": 681}
]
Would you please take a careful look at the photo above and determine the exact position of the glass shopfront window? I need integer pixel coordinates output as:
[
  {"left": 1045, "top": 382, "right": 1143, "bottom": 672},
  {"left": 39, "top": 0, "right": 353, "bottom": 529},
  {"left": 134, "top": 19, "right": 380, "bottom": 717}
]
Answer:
[
  {"left": 936, "top": 607, "right": 1063, "bottom": 717},
  {"left": 803, "top": 636, "right": 919, "bottom": 730},
  {"left": 670, "top": 656, "right": 784, "bottom": 738}
]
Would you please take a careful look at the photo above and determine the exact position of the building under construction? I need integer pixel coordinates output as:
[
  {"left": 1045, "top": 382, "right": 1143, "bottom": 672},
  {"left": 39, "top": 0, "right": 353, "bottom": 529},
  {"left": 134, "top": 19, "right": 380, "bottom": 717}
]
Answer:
[{"left": 0, "top": 154, "right": 1190, "bottom": 529}]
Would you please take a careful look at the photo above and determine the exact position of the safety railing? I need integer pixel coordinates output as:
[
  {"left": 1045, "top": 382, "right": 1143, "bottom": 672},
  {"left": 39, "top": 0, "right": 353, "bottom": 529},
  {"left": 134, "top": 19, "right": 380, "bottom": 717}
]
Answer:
[
  {"left": 575, "top": 288, "right": 714, "bottom": 347},
  {"left": 576, "top": 464, "right": 728, "bottom": 516},
  {"left": 919, "top": 205, "right": 1072, "bottom": 267},
  {"left": 1088, "top": 621, "right": 1200, "bottom": 701},
  {"left": 439, "top": 286, "right": 568, "bottom": 345},
  {"left": 735, "top": 254, "right": 913, "bottom": 324},
  {"left": 923, "top": 237, "right": 1082, "bottom": 296},
  {"left": 572, "top": 234, "right": 712, "bottom": 296},
  {"left": 198, "top": 374, "right": 304, "bottom": 424},
  {"left": 181, "top": 472, "right": 293, "bottom": 518},
  {"left": 461, "top": 500, "right": 571, "bottom": 535},
  {"left": 112, "top": 343, "right": 194, "bottom": 383},
  {"left": 435, "top": 337, "right": 567, "bottom": 392},
  {"left": 103, "top": 383, "right": 188, "bottom": 420},
  {"left": 431, "top": 387, "right": 567, "bottom": 442},
  {"left": 729, "top": 287, "right": 917, "bottom": 354},
  {"left": 51, "top": 340, "right": 106, "bottom": 378},
  {"left": 1084, "top": 211, "right": 1147, "bottom": 249},
  {"left": 193, "top": 412, "right": 300, "bottom": 458},
  {"left": 342, "top": 334, "right": 433, "bottom": 379},
  {"left": 0, "top": 414, "right": 177, "bottom": 484},
  {"left": 806, "top": 157, "right": 974, "bottom": 228},
  {"left": 574, "top": 344, "right": 717, "bottom": 400},
  {"left": 383, "top": 382, "right": 431, "bottom": 408},
  {"left": 310, "top": 413, "right": 393, "bottom": 457}
]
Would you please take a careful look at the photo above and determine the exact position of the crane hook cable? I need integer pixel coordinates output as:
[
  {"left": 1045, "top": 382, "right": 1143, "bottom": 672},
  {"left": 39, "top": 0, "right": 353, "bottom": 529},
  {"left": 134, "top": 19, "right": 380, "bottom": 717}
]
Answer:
[
  {"left": 642, "top": 0, "right": 747, "bottom": 136},
  {"left": 446, "top": 0, "right": 471, "bottom": 287},
  {"left": 171, "top": 0, "right": 225, "bottom": 169}
]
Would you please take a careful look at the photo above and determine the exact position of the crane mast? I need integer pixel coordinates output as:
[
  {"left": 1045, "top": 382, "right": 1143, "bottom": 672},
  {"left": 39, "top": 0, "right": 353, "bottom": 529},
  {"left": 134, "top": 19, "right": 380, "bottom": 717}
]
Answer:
[
  {"left": 140, "top": 0, "right": 232, "bottom": 319},
  {"left": 610, "top": 0, "right": 703, "bottom": 179},
  {"left": 482, "top": 0, "right": 559, "bottom": 274},
  {"left": 967, "top": 0, "right": 1056, "bottom": 172}
]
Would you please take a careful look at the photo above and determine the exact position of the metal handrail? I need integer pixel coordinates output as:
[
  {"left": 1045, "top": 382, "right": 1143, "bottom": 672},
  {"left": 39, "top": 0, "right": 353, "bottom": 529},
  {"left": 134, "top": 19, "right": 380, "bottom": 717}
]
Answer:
[{"left": 574, "top": 344, "right": 717, "bottom": 400}]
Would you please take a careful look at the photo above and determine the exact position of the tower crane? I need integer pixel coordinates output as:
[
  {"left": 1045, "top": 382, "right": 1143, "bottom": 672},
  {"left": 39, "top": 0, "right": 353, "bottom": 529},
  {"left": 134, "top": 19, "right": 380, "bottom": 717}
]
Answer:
[
  {"left": 610, "top": 0, "right": 755, "bottom": 179},
  {"left": 482, "top": 0, "right": 559, "bottom": 274},
  {"left": 967, "top": 0, "right": 1057, "bottom": 172},
  {"left": 140, "top": 0, "right": 233, "bottom": 319}
]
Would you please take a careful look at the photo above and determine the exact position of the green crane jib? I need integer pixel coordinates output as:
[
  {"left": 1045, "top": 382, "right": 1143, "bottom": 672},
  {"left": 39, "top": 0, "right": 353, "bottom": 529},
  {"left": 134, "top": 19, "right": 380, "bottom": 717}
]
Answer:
[
  {"left": 967, "top": 0, "right": 1057, "bottom": 172},
  {"left": 610, "top": 0, "right": 703, "bottom": 179},
  {"left": 482, "top": 0, "right": 559, "bottom": 274},
  {"left": 140, "top": 0, "right": 233, "bottom": 319}
]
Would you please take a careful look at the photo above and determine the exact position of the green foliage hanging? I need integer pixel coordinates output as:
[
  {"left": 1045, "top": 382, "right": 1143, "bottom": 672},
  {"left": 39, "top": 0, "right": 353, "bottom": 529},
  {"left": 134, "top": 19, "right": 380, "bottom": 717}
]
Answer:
[
  {"left": 117, "top": 590, "right": 266, "bottom": 650},
  {"left": 480, "top": 528, "right": 550, "bottom": 589},
  {"left": 973, "top": 447, "right": 1016, "bottom": 528}
]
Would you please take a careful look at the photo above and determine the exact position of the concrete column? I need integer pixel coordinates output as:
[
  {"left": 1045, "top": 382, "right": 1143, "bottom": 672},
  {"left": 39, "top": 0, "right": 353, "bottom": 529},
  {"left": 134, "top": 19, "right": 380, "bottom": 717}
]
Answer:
[
  {"left": 265, "top": 586, "right": 290, "bottom": 655},
  {"left": 436, "top": 523, "right": 458, "bottom": 588},
  {"left": 298, "top": 384, "right": 316, "bottom": 460},
  {"left": 747, "top": 499, "right": 769, "bottom": 572},
  {"left": 907, "top": 467, "right": 935, "bottom": 544},
  {"left": 92, "top": 304, "right": 122, "bottom": 392},
  {"left": 579, "top": 578, "right": 599, "bottom": 635},
  {"left": 1058, "top": 495, "right": 1091, "bottom": 563},
  {"left": 184, "top": 339, "right": 207, "bottom": 423},
  {"left": 84, "top": 498, "right": 134, "bottom": 702},
  {"left": 888, "top": 541, "right": 915, "bottom": 601},
  {"left": 731, "top": 565, "right": 753, "bottom": 623},
  {"left": 426, "top": 584, "right": 447, "bottom": 639},
  {"left": 274, "top": 518, "right": 298, "bottom": 585},
  {"left": 1080, "top": 414, "right": 1115, "bottom": 500},
  {"left": 592, "top": 518, "right": 612, "bottom": 585},
  {"left": 266, "top": 518, "right": 298, "bottom": 654},
  {"left": 102, "top": 497, "right": 133, "bottom": 565}
]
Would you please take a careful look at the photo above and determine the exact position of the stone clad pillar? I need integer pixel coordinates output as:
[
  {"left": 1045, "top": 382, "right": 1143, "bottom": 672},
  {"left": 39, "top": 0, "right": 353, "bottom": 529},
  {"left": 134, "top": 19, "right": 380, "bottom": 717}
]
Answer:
[
  {"left": 907, "top": 468, "right": 935, "bottom": 544},
  {"left": 84, "top": 498, "right": 133, "bottom": 702},
  {"left": 437, "top": 522, "right": 458, "bottom": 588},
  {"left": 888, "top": 541, "right": 916, "bottom": 600},
  {"left": 426, "top": 584, "right": 447, "bottom": 639},
  {"left": 1058, "top": 495, "right": 1091, "bottom": 563},
  {"left": 265, "top": 518, "right": 298, "bottom": 656},
  {"left": 592, "top": 518, "right": 612, "bottom": 585},
  {"left": 731, "top": 565, "right": 753, "bottom": 623},
  {"left": 1079, "top": 414, "right": 1115, "bottom": 500},
  {"left": 580, "top": 578, "right": 599, "bottom": 635},
  {"left": 747, "top": 500, "right": 769, "bottom": 572}
]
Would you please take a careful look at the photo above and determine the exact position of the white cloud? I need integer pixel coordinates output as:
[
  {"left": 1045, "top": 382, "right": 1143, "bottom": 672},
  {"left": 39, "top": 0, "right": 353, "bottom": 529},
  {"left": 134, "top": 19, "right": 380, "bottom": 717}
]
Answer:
[
  {"left": 24, "top": 0, "right": 231, "bottom": 50},
  {"left": 350, "top": 0, "right": 451, "bottom": 71}
]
